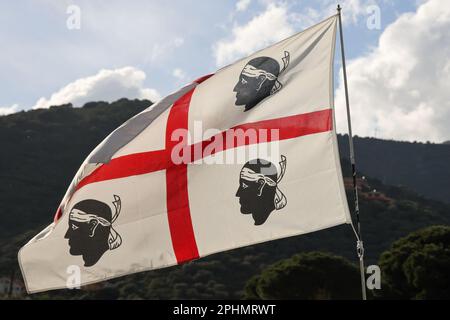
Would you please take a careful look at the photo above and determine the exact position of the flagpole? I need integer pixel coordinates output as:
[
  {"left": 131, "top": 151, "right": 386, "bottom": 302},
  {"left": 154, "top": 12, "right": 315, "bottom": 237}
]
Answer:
[{"left": 337, "top": 4, "right": 367, "bottom": 300}]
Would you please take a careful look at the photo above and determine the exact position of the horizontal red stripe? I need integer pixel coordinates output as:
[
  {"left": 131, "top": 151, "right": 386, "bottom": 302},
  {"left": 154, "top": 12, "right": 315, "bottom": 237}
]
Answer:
[
  {"left": 71, "top": 108, "right": 332, "bottom": 192},
  {"left": 236, "top": 108, "right": 332, "bottom": 140},
  {"left": 189, "top": 108, "right": 332, "bottom": 162},
  {"left": 75, "top": 149, "right": 170, "bottom": 191}
]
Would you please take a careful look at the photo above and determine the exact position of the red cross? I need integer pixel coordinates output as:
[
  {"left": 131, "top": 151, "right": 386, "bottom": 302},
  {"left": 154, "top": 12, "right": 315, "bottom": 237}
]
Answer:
[{"left": 54, "top": 74, "right": 333, "bottom": 264}]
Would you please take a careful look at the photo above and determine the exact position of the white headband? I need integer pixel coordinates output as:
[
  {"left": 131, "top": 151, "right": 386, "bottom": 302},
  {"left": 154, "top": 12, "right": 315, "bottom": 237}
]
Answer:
[
  {"left": 69, "top": 195, "right": 122, "bottom": 250},
  {"left": 241, "top": 51, "right": 290, "bottom": 95},
  {"left": 70, "top": 209, "right": 111, "bottom": 226},
  {"left": 240, "top": 156, "right": 287, "bottom": 210},
  {"left": 242, "top": 65, "right": 277, "bottom": 81}
]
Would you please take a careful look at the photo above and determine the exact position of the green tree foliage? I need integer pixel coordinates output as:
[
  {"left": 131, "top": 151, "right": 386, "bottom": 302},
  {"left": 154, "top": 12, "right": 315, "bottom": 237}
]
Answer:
[
  {"left": 244, "top": 252, "right": 360, "bottom": 300},
  {"left": 377, "top": 225, "right": 450, "bottom": 299}
]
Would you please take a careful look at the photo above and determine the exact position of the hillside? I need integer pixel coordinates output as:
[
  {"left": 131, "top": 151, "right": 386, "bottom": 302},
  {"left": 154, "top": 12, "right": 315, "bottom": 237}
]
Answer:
[
  {"left": 0, "top": 99, "right": 151, "bottom": 243},
  {"left": 338, "top": 136, "right": 450, "bottom": 204},
  {"left": 0, "top": 99, "right": 449, "bottom": 299}
]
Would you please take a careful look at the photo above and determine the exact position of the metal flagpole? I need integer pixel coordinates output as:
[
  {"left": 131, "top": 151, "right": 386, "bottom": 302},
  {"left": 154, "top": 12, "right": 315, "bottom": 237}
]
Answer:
[{"left": 336, "top": 4, "right": 367, "bottom": 300}]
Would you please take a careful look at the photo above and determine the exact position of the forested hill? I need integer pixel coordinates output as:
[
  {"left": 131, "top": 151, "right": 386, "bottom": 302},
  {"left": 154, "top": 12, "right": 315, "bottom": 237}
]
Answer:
[
  {"left": 0, "top": 99, "right": 151, "bottom": 242},
  {"left": 338, "top": 135, "right": 450, "bottom": 204}
]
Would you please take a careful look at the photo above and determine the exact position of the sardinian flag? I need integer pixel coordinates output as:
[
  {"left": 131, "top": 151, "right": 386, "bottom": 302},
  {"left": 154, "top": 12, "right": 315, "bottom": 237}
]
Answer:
[{"left": 19, "top": 14, "right": 351, "bottom": 293}]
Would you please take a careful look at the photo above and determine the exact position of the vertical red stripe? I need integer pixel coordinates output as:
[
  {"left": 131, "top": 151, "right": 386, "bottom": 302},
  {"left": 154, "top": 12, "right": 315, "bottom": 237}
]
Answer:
[{"left": 165, "top": 89, "right": 199, "bottom": 263}]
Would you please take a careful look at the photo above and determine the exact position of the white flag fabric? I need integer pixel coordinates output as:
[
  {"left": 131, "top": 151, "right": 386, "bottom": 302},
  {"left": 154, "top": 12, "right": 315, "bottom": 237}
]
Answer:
[{"left": 19, "top": 15, "right": 351, "bottom": 293}]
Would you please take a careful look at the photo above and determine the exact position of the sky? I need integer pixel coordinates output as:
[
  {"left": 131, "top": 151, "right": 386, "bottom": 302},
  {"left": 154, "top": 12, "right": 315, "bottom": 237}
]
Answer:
[{"left": 0, "top": 0, "right": 449, "bottom": 143}]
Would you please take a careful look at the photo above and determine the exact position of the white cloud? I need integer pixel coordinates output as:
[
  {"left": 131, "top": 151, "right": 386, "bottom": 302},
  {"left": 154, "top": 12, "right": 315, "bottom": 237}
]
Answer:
[
  {"left": 213, "top": 3, "right": 294, "bottom": 67},
  {"left": 0, "top": 104, "right": 20, "bottom": 116},
  {"left": 289, "top": 0, "right": 379, "bottom": 28},
  {"left": 33, "top": 67, "right": 160, "bottom": 110},
  {"left": 213, "top": 0, "right": 378, "bottom": 67},
  {"left": 335, "top": 0, "right": 450, "bottom": 142},
  {"left": 172, "top": 68, "right": 187, "bottom": 81},
  {"left": 148, "top": 37, "right": 185, "bottom": 64},
  {"left": 329, "top": 0, "right": 377, "bottom": 25},
  {"left": 236, "top": 0, "right": 251, "bottom": 12}
]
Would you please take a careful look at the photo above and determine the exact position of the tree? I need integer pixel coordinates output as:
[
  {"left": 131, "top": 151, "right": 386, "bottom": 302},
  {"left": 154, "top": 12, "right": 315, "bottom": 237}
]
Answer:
[
  {"left": 243, "top": 251, "right": 360, "bottom": 300},
  {"left": 377, "top": 225, "right": 450, "bottom": 299}
]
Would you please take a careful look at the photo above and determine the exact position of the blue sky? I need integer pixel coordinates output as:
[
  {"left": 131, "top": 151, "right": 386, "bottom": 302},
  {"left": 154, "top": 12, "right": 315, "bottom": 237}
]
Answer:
[{"left": 1, "top": 0, "right": 449, "bottom": 143}]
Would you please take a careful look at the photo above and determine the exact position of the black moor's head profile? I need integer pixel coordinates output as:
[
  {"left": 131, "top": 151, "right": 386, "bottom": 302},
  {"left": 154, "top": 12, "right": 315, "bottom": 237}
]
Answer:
[
  {"left": 65, "top": 195, "right": 122, "bottom": 267},
  {"left": 235, "top": 156, "right": 287, "bottom": 225},
  {"left": 233, "top": 51, "right": 289, "bottom": 111}
]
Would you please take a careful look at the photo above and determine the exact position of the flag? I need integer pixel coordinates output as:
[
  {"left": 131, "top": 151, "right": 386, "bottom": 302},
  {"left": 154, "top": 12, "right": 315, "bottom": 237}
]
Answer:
[{"left": 19, "top": 14, "right": 351, "bottom": 293}]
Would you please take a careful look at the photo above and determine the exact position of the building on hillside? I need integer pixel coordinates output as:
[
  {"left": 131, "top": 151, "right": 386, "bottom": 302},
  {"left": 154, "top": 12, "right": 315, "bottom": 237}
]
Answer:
[
  {"left": 361, "top": 189, "right": 394, "bottom": 204},
  {"left": 344, "top": 177, "right": 394, "bottom": 205},
  {"left": 343, "top": 176, "right": 370, "bottom": 192}
]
